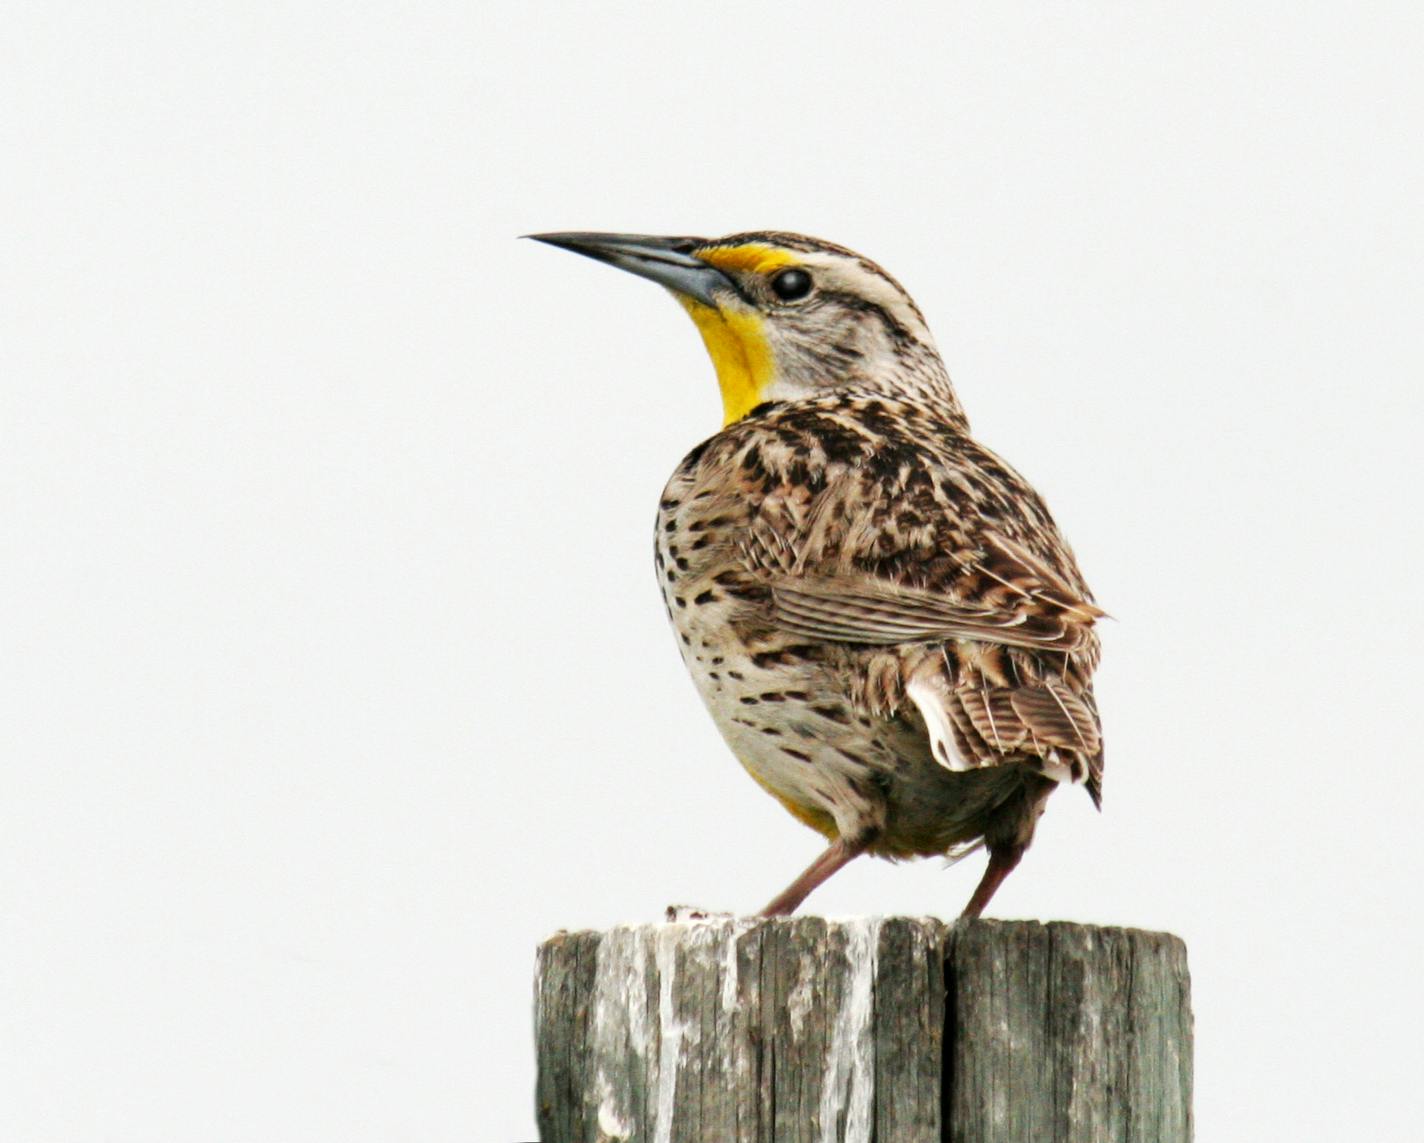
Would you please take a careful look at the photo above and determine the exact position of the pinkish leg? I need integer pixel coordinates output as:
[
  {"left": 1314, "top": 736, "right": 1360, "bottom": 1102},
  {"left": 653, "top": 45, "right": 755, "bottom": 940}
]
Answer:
[
  {"left": 759, "top": 835, "right": 872, "bottom": 917},
  {"left": 960, "top": 842, "right": 1026, "bottom": 919}
]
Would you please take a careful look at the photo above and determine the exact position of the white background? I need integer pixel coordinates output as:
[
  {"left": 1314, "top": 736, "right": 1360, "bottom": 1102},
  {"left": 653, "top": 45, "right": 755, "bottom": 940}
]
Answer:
[{"left": 5, "top": 3, "right": 1422, "bottom": 1140}]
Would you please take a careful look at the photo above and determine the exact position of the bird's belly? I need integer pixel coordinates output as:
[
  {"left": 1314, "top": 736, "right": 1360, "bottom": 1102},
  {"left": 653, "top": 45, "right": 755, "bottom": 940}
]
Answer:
[
  {"left": 686, "top": 649, "right": 879, "bottom": 839},
  {"left": 664, "top": 590, "right": 1035, "bottom": 856},
  {"left": 662, "top": 589, "right": 857, "bottom": 826}
]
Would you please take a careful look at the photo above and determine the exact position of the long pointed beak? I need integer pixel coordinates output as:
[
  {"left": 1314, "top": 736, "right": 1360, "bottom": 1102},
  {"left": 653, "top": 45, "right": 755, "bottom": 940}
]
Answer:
[{"left": 525, "top": 232, "right": 733, "bottom": 307}]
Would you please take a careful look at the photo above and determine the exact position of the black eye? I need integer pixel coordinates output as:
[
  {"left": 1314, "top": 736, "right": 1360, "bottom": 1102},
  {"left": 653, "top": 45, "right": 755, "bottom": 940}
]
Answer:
[{"left": 770, "top": 268, "right": 813, "bottom": 301}]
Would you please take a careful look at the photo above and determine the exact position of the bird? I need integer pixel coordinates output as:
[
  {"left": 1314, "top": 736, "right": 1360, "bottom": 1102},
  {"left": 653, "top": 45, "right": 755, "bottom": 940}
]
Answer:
[{"left": 529, "top": 230, "right": 1105, "bottom": 919}]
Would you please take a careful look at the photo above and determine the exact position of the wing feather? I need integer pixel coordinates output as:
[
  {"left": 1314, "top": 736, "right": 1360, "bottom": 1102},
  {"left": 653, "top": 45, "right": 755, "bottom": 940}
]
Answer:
[
  {"left": 701, "top": 399, "right": 1107, "bottom": 798},
  {"left": 770, "top": 573, "right": 1098, "bottom": 653}
]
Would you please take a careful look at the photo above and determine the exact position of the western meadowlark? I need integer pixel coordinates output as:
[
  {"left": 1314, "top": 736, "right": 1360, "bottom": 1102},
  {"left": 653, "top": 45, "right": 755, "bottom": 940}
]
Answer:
[{"left": 531, "top": 230, "right": 1104, "bottom": 918}]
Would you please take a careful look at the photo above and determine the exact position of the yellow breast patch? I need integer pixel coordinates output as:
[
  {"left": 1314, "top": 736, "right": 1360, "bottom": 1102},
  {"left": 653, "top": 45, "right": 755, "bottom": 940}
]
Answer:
[{"left": 739, "top": 758, "right": 839, "bottom": 840}]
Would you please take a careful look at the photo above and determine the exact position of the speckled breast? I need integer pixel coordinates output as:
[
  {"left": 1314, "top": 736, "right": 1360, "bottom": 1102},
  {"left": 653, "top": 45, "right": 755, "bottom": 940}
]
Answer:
[{"left": 652, "top": 455, "right": 1009, "bottom": 857}]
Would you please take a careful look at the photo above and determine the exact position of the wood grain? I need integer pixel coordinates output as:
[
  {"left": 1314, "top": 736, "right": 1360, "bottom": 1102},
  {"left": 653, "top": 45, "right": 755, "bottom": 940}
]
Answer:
[{"left": 534, "top": 918, "right": 1190, "bottom": 1142}]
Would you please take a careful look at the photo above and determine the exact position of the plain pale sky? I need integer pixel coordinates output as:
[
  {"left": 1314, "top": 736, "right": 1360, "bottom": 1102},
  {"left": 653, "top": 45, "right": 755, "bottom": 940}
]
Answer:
[{"left": 5, "top": 2, "right": 1423, "bottom": 1140}]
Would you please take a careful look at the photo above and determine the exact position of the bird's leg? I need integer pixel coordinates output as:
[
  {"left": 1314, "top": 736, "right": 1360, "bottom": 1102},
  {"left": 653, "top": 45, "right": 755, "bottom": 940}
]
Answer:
[
  {"left": 959, "top": 841, "right": 1025, "bottom": 919},
  {"left": 759, "top": 833, "right": 874, "bottom": 917}
]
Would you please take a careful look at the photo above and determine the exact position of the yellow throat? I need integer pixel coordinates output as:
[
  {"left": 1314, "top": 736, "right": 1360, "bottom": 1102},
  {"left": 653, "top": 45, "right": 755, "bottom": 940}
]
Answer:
[
  {"left": 678, "top": 243, "right": 797, "bottom": 426},
  {"left": 678, "top": 299, "right": 776, "bottom": 426}
]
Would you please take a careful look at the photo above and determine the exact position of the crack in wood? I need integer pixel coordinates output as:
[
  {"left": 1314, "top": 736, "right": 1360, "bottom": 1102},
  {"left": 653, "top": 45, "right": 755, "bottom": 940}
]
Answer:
[{"left": 535, "top": 918, "right": 1191, "bottom": 1142}]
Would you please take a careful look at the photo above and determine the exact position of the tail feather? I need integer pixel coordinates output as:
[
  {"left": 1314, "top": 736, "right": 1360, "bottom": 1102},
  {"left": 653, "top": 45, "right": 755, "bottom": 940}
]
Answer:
[{"left": 903, "top": 649, "right": 1104, "bottom": 799}]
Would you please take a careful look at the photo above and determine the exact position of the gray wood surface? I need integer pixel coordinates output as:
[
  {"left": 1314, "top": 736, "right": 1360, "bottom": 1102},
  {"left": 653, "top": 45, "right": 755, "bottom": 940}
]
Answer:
[{"left": 534, "top": 918, "right": 1191, "bottom": 1142}]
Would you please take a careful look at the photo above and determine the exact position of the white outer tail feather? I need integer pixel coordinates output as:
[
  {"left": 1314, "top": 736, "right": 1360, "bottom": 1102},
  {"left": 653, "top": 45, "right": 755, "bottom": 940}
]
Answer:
[
  {"left": 906, "top": 678, "right": 970, "bottom": 772},
  {"left": 907, "top": 677, "right": 1075, "bottom": 785}
]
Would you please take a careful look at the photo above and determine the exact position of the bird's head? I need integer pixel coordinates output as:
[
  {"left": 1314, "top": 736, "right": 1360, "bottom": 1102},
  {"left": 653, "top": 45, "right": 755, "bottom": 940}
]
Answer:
[{"left": 529, "top": 231, "right": 962, "bottom": 427}]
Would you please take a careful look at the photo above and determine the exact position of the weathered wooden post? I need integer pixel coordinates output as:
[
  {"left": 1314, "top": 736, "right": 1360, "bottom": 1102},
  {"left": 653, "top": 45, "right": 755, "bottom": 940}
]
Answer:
[{"left": 535, "top": 918, "right": 1191, "bottom": 1142}]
